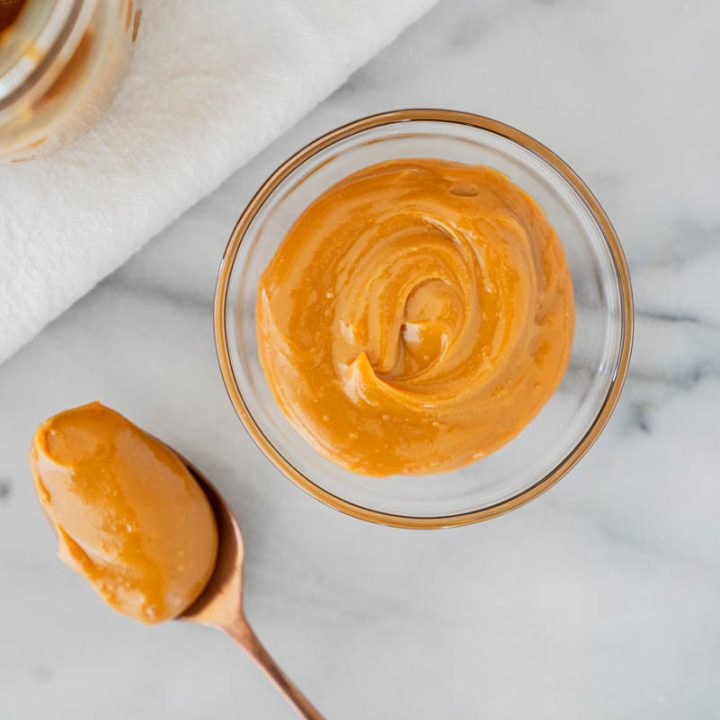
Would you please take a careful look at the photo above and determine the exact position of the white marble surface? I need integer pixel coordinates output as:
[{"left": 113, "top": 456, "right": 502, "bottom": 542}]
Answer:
[{"left": 1, "top": 0, "right": 719, "bottom": 717}]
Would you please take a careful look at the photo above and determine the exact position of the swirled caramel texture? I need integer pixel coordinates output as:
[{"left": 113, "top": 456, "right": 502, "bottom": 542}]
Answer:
[
  {"left": 257, "top": 159, "right": 574, "bottom": 476},
  {"left": 30, "top": 403, "right": 218, "bottom": 623}
]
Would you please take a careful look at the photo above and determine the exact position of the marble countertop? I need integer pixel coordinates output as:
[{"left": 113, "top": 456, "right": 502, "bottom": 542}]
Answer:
[{"left": 1, "top": 0, "right": 719, "bottom": 717}]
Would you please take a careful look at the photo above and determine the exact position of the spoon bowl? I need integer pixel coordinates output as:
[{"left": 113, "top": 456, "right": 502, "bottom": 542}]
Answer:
[{"left": 178, "top": 462, "right": 244, "bottom": 628}]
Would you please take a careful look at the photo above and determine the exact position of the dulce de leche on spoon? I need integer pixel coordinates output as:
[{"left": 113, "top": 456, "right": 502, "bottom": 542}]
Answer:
[
  {"left": 30, "top": 402, "right": 218, "bottom": 623},
  {"left": 30, "top": 402, "right": 323, "bottom": 719}
]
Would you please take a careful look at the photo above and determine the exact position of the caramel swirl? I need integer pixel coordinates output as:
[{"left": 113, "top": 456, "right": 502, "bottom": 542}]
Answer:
[{"left": 257, "top": 159, "right": 574, "bottom": 475}]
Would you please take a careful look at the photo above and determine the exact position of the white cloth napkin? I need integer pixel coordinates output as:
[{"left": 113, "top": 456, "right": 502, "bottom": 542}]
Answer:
[{"left": 0, "top": 0, "right": 436, "bottom": 364}]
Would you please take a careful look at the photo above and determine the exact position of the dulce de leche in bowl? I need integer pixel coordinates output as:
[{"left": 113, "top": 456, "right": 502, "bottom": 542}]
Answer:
[
  {"left": 215, "top": 110, "right": 633, "bottom": 528},
  {"left": 257, "top": 159, "right": 574, "bottom": 476}
]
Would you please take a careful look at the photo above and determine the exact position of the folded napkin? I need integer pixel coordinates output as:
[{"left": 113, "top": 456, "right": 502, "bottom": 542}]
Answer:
[{"left": 0, "top": 0, "right": 436, "bottom": 364}]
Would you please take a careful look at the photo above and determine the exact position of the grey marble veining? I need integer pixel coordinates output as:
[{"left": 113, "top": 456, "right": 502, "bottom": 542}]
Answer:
[{"left": 1, "top": 0, "right": 719, "bottom": 718}]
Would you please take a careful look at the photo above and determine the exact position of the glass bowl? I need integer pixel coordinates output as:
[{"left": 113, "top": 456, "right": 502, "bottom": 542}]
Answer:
[{"left": 214, "top": 109, "right": 633, "bottom": 529}]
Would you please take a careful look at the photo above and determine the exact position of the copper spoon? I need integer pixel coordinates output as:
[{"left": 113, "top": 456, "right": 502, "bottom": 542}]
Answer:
[{"left": 176, "top": 456, "right": 324, "bottom": 720}]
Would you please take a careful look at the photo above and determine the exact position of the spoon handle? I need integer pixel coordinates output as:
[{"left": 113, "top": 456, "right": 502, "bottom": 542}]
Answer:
[{"left": 222, "top": 618, "right": 325, "bottom": 720}]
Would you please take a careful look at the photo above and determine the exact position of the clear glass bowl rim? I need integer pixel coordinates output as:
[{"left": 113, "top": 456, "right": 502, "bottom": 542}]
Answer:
[{"left": 213, "top": 109, "right": 634, "bottom": 529}]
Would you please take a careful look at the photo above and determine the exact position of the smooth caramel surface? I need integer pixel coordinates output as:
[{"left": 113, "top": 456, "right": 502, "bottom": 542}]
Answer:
[
  {"left": 257, "top": 159, "right": 574, "bottom": 476},
  {"left": 30, "top": 402, "right": 218, "bottom": 623}
]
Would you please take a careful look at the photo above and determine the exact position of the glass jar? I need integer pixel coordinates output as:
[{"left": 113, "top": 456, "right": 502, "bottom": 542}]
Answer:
[{"left": 0, "top": 0, "right": 141, "bottom": 164}]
